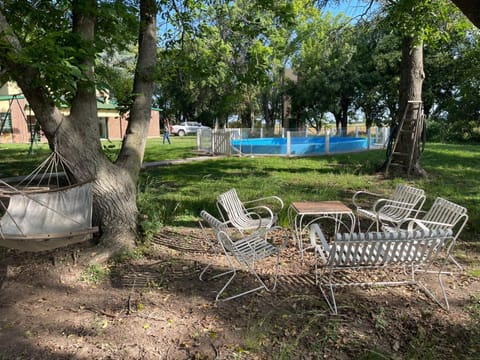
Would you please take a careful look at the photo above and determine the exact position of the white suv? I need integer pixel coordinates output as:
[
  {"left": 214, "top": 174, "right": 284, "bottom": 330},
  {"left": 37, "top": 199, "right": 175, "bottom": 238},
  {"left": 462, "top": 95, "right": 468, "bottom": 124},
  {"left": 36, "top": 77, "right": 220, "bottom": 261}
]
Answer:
[{"left": 171, "top": 121, "right": 210, "bottom": 136}]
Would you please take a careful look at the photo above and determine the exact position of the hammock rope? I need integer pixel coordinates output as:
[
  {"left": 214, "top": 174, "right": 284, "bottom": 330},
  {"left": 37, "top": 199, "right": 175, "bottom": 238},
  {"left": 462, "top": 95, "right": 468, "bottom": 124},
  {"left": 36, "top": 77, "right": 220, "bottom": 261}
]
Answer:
[{"left": 0, "top": 151, "right": 98, "bottom": 251}]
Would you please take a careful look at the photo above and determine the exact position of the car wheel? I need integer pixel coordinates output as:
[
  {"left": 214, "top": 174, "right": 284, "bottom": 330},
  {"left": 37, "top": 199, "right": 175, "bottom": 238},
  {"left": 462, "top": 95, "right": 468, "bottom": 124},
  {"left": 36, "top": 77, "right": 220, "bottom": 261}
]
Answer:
[{"left": 178, "top": 130, "right": 185, "bottom": 136}]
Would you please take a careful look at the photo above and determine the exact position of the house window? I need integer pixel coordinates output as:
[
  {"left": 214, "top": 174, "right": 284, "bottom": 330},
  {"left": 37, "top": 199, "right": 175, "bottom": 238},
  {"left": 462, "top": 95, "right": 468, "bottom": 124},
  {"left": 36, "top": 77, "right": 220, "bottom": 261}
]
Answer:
[
  {"left": 99, "top": 117, "right": 109, "bottom": 139},
  {"left": 0, "top": 112, "right": 12, "bottom": 133}
]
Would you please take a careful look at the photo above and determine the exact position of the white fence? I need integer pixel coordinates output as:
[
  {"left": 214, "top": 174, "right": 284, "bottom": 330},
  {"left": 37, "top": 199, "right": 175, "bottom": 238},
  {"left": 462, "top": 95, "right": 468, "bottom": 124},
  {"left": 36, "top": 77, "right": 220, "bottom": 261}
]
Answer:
[{"left": 197, "top": 126, "right": 390, "bottom": 156}]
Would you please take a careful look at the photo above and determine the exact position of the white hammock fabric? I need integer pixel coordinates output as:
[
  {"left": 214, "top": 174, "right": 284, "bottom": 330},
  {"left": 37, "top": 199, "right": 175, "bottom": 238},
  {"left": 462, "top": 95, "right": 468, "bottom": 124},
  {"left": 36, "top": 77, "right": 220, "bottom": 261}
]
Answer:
[{"left": 0, "top": 181, "right": 97, "bottom": 251}]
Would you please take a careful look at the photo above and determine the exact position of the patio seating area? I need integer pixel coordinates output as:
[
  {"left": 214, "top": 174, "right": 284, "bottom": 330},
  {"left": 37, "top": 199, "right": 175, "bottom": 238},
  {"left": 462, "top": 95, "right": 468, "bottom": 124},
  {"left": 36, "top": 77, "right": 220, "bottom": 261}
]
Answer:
[{"left": 199, "top": 185, "right": 469, "bottom": 314}]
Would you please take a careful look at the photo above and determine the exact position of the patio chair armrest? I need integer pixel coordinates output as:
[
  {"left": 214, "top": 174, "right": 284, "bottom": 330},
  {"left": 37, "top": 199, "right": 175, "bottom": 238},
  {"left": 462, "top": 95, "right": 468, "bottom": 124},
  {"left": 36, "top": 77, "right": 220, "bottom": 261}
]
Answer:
[
  {"left": 396, "top": 218, "right": 455, "bottom": 237},
  {"left": 352, "top": 190, "right": 384, "bottom": 209},
  {"left": 238, "top": 225, "right": 287, "bottom": 246},
  {"left": 245, "top": 205, "right": 275, "bottom": 220},
  {"left": 239, "top": 226, "right": 271, "bottom": 242},
  {"left": 401, "top": 218, "right": 455, "bottom": 232},
  {"left": 385, "top": 217, "right": 429, "bottom": 232},
  {"left": 243, "top": 195, "right": 284, "bottom": 210},
  {"left": 405, "top": 218, "right": 431, "bottom": 233}
]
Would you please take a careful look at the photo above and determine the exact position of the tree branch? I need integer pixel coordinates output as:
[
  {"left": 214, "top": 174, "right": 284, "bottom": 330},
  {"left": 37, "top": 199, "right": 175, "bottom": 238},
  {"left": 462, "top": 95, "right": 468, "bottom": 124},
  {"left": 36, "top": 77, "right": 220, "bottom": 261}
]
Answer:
[
  {"left": 116, "top": 0, "right": 157, "bottom": 176},
  {"left": 0, "top": 9, "right": 61, "bottom": 138},
  {"left": 450, "top": 0, "right": 480, "bottom": 28}
]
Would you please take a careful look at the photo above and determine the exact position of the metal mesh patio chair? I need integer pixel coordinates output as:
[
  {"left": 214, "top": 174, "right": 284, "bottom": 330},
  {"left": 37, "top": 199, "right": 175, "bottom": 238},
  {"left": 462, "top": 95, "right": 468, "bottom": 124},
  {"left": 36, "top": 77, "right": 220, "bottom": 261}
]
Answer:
[
  {"left": 395, "top": 197, "right": 468, "bottom": 271},
  {"left": 199, "top": 210, "right": 287, "bottom": 302},
  {"left": 352, "top": 183, "right": 426, "bottom": 232},
  {"left": 216, "top": 188, "right": 284, "bottom": 233}
]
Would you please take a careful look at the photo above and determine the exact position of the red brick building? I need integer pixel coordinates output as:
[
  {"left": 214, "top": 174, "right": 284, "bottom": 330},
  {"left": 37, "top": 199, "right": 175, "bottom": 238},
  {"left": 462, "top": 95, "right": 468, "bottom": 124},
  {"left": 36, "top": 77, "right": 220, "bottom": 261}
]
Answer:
[{"left": 0, "top": 82, "right": 161, "bottom": 144}]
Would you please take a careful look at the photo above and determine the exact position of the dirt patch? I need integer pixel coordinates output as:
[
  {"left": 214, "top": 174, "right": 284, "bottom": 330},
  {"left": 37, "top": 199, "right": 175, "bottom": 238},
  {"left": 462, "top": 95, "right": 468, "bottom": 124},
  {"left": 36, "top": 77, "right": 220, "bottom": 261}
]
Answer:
[{"left": 0, "top": 226, "right": 479, "bottom": 359}]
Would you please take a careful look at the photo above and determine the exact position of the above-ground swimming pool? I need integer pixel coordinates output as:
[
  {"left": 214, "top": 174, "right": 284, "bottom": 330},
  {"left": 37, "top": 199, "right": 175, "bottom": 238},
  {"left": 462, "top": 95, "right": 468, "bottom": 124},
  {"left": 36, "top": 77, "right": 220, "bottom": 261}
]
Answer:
[{"left": 231, "top": 136, "right": 372, "bottom": 156}]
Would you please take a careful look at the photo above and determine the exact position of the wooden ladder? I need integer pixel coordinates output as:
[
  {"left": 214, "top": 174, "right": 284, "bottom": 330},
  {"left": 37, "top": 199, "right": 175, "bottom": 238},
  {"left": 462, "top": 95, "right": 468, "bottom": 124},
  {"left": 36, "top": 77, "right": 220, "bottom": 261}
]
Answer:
[{"left": 385, "top": 100, "right": 424, "bottom": 177}]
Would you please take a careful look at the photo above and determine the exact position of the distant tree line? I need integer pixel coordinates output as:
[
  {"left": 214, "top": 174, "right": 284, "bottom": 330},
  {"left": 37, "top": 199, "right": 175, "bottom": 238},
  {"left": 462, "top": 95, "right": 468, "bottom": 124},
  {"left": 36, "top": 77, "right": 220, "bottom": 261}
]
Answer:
[{"left": 126, "top": 1, "right": 478, "bottom": 142}]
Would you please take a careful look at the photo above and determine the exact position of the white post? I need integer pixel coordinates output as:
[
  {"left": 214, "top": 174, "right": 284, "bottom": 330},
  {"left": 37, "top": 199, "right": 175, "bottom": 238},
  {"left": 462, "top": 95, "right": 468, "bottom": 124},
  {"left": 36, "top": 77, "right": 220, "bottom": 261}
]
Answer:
[
  {"left": 226, "top": 130, "right": 231, "bottom": 155},
  {"left": 355, "top": 127, "right": 359, "bottom": 137},
  {"left": 287, "top": 131, "right": 291, "bottom": 156},
  {"left": 260, "top": 128, "right": 264, "bottom": 138},
  {"left": 384, "top": 127, "right": 390, "bottom": 147},
  {"left": 325, "top": 129, "right": 330, "bottom": 155},
  {"left": 211, "top": 130, "right": 216, "bottom": 154}
]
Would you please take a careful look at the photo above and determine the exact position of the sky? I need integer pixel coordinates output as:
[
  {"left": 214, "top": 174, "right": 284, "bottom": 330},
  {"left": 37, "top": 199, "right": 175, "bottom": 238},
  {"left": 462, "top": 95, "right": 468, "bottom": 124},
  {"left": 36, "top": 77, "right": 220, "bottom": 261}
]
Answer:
[{"left": 323, "top": 0, "right": 378, "bottom": 20}]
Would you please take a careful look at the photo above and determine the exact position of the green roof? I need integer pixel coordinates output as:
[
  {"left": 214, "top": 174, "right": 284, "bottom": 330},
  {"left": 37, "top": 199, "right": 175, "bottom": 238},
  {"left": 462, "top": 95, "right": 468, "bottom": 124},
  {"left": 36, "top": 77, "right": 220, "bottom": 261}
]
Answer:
[
  {"left": 96, "top": 99, "right": 119, "bottom": 110},
  {"left": 0, "top": 94, "right": 161, "bottom": 112},
  {"left": 0, "top": 94, "right": 26, "bottom": 101}
]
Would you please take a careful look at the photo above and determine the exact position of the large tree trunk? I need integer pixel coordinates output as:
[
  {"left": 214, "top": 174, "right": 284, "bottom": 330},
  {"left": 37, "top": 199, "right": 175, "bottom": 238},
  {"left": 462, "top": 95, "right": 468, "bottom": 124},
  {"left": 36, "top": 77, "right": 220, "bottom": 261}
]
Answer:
[
  {"left": 394, "top": 36, "right": 425, "bottom": 177},
  {"left": 340, "top": 96, "right": 349, "bottom": 135}
]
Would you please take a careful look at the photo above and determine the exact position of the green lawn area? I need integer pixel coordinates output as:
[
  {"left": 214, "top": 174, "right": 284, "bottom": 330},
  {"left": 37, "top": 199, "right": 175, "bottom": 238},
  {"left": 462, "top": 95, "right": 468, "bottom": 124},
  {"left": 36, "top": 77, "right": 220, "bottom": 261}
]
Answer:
[
  {"left": 139, "top": 141, "right": 480, "bottom": 241},
  {"left": 1, "top": 138, "right": 479, "bottom": 244}
]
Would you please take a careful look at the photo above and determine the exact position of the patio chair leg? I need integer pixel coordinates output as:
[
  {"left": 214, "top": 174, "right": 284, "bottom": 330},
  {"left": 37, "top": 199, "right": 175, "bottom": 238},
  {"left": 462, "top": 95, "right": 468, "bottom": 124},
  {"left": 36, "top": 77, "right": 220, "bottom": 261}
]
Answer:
[
  {"left": 448, "top": 254, "right": 464, "bottom": 272},
  {"left": 215, "top": 253, "right": 274, "bottom": 302},
  {"left": 199, "top": 263, "right": 212, "bottom": 281},
  {"left": 215, "top": 269, "right": 238, "bottom": 302},
  {"left": 198, "top": 219, "right": 222, "bottom": 282},
  {"left": 200, "top": 266, "right": 235, "bottom": 282},
  {"left": 248, "top": 252, "right": 280, "bottom": 293},
  {"left": 362, "top": 219, "right": 376, "bottom": 233},
  {"left": 314, "top": 265, "right": 338, "bottom": 315},
  {"left": 414, "top": 259, "right": 450, "bottom": 311},
  {"left": 318, "top": 282, "right": 338, "bottom": 315},
  {"left": 215, "top": 267, "right": 272, "bottom": 302},
  {"left": 357, "top": 218, "right": 362, "bottom": 233},
  {"left": 416, "top": 274, "right": 449, "bottom": 311}
]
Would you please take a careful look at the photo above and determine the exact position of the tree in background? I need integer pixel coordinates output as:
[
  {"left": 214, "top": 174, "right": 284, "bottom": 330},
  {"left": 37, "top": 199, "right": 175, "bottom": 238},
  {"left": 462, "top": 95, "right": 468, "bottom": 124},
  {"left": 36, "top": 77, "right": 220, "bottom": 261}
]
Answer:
[
  {"left": 352, "top": 19, "right": 401, "bottom": 128},
  {"left": 423, "top": 21, "right": 480, "bottom": 142},
  {"left": 154, "top": 0, "right": 301, "bottom": 129},
  {"left": 450, "top": 0, "right": 480, "bottom": 27},
  {"left": 320, "top": 0, "right": 479, "bottom": 175},
  {"left": 379, "top": 0, "right": 466, "bottom": 176},
  {"left": 155, "top": 0, "right": 480, "bottom": 139},
  {"left": 290, "top": 10, "right": 357, "bottom": 133}
]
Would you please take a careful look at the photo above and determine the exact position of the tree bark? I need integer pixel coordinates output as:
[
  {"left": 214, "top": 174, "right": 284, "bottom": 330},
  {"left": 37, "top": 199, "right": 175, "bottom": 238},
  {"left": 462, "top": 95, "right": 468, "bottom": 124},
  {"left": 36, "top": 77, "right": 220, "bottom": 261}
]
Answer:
[
  {"left": 340, "top": 96, "right": 349, "bottom": 135},
  {"left": 117, "top": 0, "right": 157, "bottom": 177},
  {"left": 394, "top": 36, "right": 425, "bottom": 177}
]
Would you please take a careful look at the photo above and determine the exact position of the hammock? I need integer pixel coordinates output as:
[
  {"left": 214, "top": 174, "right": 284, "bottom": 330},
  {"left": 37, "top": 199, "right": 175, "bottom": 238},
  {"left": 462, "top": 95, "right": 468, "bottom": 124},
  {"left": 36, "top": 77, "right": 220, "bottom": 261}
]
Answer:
[{"left": 0, "top": 152, "right": 98, "bottom": 251}]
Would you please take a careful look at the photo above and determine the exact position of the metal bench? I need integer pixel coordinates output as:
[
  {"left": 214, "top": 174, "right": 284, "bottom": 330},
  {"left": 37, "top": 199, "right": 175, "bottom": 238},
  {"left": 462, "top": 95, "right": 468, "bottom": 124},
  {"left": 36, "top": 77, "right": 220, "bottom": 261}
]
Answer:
[{"left": 309, "top": 223, "right": 454, "bottom": 314}]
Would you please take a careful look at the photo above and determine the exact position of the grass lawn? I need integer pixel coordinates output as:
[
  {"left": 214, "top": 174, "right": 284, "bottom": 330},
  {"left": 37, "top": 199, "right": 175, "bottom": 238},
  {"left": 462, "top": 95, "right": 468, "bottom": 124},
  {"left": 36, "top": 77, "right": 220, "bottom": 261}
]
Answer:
[
  {"left": 139, "top": 141, "right": 480, "bottom": 241},
  {"left": 1, "top": 138, "right": 479, "bottom": 243}
]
